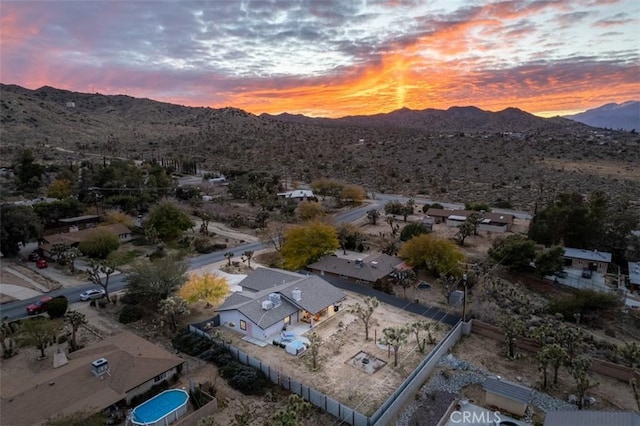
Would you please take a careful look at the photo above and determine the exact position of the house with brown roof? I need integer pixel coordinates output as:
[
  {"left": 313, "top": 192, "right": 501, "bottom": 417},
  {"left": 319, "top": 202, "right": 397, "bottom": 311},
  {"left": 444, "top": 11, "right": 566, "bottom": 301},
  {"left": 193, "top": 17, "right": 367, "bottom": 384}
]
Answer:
[
  {"left": 307, "top": 253, "right": 404, "bottom": 285},
  {"left": 425, "top": 208, "right": 514, "bottom": 232},
  {"left": 0, "top": 331, "right": 184, "bottom": 426},
  {"left": 39, "top": 223, "right": 132, "bottom": 257}
]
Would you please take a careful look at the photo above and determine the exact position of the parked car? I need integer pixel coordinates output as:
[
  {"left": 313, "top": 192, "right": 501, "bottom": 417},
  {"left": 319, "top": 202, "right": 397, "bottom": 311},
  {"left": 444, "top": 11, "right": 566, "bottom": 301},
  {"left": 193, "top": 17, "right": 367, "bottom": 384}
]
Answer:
[
  {"left": 28, "top": 251, "right": 40, "bottom": 261},
  {"left": 26, "top": 296, "right": 53, "bottom": 315},
  {"left": 582, "top": 268, "right": 593, "bottom": 278},
  {"left": 36, "top": 259, "right": 48, "bottom": 269},
  {"left": 553, "top": 270, "right": 568, "bottom": 278},
  {"left": 417, "top": 280, "right": 432, "bottom": 290},
  {"left": 80, "top": 289, "right": 106, "bottom": 301}
]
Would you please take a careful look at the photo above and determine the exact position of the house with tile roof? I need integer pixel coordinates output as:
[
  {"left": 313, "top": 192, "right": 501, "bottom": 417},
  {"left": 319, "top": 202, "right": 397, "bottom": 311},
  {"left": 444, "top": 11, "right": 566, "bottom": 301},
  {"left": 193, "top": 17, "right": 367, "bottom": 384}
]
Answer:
[
  {"left": 0, "top": 331, "right": 184, "bottom": 426},
  {"left": 307, "top": 253, "right": 404, "bottom": 285},
  {"left": 217, "top": 268, "right": 345, "bottom": 340}
]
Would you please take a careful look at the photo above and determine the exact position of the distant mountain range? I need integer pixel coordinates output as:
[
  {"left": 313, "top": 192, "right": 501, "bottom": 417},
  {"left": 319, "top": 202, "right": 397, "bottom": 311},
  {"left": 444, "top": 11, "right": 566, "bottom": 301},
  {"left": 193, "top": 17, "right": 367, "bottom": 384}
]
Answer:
[{"left": 563, "top": 101, "right": 639, "bottom": 131}]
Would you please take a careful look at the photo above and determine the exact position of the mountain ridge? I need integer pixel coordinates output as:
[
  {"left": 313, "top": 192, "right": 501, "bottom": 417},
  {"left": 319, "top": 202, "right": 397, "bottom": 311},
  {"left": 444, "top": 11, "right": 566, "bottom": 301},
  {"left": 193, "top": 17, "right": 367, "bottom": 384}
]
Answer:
[{"left": 564, "top": 101, "right": 639, "bottom": 131}]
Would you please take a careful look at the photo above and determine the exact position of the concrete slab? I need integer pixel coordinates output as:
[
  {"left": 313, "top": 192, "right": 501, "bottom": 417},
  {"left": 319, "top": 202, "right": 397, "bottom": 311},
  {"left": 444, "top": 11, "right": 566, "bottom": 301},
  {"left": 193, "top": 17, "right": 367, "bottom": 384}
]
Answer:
[{"left": 0, "top": 284, "right": 42, "bottom": 300}]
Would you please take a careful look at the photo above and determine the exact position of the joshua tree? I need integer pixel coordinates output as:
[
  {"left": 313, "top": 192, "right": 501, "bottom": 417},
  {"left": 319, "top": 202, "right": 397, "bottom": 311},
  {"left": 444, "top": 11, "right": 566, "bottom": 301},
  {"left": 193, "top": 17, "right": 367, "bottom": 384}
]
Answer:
[
  {"left": 347, "top": 296, "right": 379, "bottom": 341},
  {"left": 619, "top": 342, "right": 640, "bottom": 368},
  {"left": 241, "top": 250, "right": 254, "bottom": 268},
  {"left": 500, "top": 316, "right": 525, "bottom": 359},
  {"left": 366, "top": 209, "right": 380, "bottom": 225},
  {"left": 380, "top": 326, "right": 409, "bottom": 367},
  {"left": 64, "top": 310, "right": 87, "bottom": 352},
  {"left": 307, "top": 331, "right": 322, "bottom": 371},
  {"left": 571, "top": 356, "right": 598, "bottom": 409},
  {"left": 224, "top": 252, "right": 234, "bottom": 266},
  {"left": 537, "top": 345, "right": 552, "bottom": 390},
  {"left": 86, "top": 259, "right": 117, "bottom": 303},
  {"left": 408, "top": 320, "right": 438, "bottom": 353},
  {"left": 1, "top": 316, "right": 19, "bottom": 358}
]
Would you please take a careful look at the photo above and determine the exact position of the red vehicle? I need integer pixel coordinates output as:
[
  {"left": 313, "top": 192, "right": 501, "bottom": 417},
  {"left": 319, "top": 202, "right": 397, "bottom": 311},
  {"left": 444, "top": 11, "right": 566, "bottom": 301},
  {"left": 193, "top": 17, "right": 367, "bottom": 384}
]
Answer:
[
  {"left": 36, "top": 259, "right": 48, "bottom": 269},
  {"left": 26, "top": 296, "right": 53, "bottom": 315}
]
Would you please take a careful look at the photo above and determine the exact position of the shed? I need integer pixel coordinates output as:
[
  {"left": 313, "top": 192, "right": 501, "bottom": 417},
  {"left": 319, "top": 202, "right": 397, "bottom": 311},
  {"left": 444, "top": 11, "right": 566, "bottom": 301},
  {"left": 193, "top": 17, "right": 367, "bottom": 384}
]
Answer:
[
  {"left": 483, "top": 376, "right": 532, "bottom": 416},
  {"left": 543, "top": 410, "right": 640, "bottom": 426}
]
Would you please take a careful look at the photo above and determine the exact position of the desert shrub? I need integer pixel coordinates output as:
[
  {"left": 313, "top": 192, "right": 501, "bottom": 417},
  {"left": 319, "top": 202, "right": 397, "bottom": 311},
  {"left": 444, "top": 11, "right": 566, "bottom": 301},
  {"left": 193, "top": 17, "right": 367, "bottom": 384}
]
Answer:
[
  {"left": 47, "top": 297, "right": 68, "bottom": 319},
  {"left": 193, "top": 237, "right": 227, "bottom": 254},
  {"left": 464, "top": 202, "right": 491, "bottom": 212},
  {"left": 493, "top": 198, "right": 513, "bottom": 209},
  {"left": 400, "top": 223, "right": 429, "bottom": 241},
  {"left": 227, "top": 364, "right": 269, "bottom": 395},
  {"left": 78, "top": 228, "right": 120, "bottom": 259},
  {"left": 548, "top": 290, "right": 622, "bottom": 322},
  {"left": 118, "top": 305, "right": 144, "bottom": 324},
  {"left": 219, "top": 361, "right": 244, "bottom": 380},
  {"left": 172, "top": 331, "right": 212, "bottom": 356}
]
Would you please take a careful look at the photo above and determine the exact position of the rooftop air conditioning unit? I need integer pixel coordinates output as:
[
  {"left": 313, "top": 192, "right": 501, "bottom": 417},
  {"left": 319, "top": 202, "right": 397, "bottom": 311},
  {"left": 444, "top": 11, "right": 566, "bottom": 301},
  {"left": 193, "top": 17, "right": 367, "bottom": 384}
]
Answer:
[
  {"left": 91, "top": 358, "right": 109, "bottom": 377},
  {"left": 268, "top": 293, "right": 281, "bottom": 306},
  {"left": 262, "top": 300, "right": 274, "bottom": 310}
]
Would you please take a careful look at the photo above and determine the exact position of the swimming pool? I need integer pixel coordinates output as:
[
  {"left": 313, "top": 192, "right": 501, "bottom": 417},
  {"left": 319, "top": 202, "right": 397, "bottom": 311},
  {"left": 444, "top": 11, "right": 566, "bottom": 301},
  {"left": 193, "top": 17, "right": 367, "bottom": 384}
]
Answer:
[{"left": 132, "top": 389, "right": 189, "bottom": 426}]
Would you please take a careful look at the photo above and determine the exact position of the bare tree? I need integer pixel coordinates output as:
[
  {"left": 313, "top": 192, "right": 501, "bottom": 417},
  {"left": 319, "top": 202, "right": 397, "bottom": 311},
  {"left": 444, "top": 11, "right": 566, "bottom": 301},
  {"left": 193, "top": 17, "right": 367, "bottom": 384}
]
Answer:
[
  {"left": 86, "top": 259, "right": 117, "bottom": 303},
  {"left": 347, "top": 296, "right": 379, "bottom": 341},
  {"left": 64, "top": 310, "right": 87, "bottom": 352}
]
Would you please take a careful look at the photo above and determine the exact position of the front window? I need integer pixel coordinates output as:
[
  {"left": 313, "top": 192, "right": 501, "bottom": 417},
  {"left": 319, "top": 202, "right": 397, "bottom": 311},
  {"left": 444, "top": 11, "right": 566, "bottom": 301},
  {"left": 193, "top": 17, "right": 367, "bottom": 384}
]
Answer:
[
  {"left": 154, "top": 372, "right": 167, "bottom": 383},
  {"left": 240, "top": 320, "right": 246, "bottom": 331}
]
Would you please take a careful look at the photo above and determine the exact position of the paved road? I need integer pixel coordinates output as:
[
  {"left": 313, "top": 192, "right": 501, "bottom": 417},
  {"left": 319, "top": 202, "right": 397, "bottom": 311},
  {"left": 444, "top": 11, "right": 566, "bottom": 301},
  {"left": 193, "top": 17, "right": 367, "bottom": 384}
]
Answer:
[{"left": 0, "top": 241, "right": 266, "bottom": 321}]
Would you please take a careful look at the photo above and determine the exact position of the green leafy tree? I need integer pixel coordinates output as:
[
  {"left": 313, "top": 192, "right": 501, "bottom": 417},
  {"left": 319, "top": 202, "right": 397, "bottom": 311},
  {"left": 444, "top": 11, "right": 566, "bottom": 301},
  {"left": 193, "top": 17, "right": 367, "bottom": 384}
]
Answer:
[
  {"left": 158, "top": 296, "right": 190, "bottom": 333},
  {"left": 488, "top": 234, "right": 536, "bottom": 270},
  {"left": 281, "top": 221, "right": 339, "bottom": 270},
  {"left": 466, "top": 212, "right": 484, "bottom": 236},
  {"left": 78, "top": 228, "right": 120, "bottom": 259},
  {"left": 0, "top": 204, "right": 43, "bottom": 257},
  {"left": 64, "top": 310, "right": 87, "bottom": 351},
  {"left": 13, "top": 148, "right": 44, "bottom": 193},
  {"left": 47, "top": 179, "right": 73, "bottom": 199},
  {"left": 145, "top": 201, "right": 194, "bottom": 240},
  {"left": 399, "top": 233, "right": 465, "bottom": 277},
  {"left": 535, "top": 246, "right": 565, "bottom": 278},
  {"left": 19, "top": 317, "right": 60, "bottom": 359},
  {"left": 32, "top": 198, "right": 85, "bottom": 227},
  {"left": 380, "top": 326, "right": 409, "bottom": 367},
  {"left": 86, "top": 259, "right": 117, "bottom": 302},
  {"left": 125, "top": 254, "right": 188, "bottom": 308},
  {"left": 347, "top": 296, "right": 379, "bottom": 341},
  {"left": 455, "top": 221, "right": 475, "bottom": 246}
]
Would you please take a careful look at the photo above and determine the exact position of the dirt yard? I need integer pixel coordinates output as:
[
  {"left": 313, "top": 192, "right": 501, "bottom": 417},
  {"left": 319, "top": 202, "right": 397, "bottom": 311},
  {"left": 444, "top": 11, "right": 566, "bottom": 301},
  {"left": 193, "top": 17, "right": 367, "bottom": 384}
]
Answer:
[
  {"left": 217, "top": 290, "right": 450, "bottom": 416},
  {"left": 452, "top": 333, "right": 638, "bottom": 412}
]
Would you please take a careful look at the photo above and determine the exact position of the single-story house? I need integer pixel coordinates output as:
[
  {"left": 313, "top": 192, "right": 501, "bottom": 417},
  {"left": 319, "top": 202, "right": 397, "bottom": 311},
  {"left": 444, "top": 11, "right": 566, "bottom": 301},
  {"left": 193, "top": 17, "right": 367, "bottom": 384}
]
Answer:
[
  {"left": 563, "top": 247, "right": 612, "bottom": 273},
  {"left": 307, "top": 253, "right": 404, "bottom": 285},
  {"left": 58, "top": 214, "right": 102, "bottom": 231},
  {"left": 39, "top": 223, "right": 132, "bottom": 257},
  {"left": 217, "top": 268, "right": 345, "bottom": 340},
  {"left": 629, "top": 261, "right": 640, "bottom": 290},
  {"left": 425, "top": 208, "right": 514, "bottom": 232},
  {"left": 276, "top": 190, "right": 318, "bottom": 202},
  {"left": 543, "top": 410, "right": 640, "bottom": 426},
  {"left": 483, "top": 376, "right": 533, "bottom": 417},
  {"left": 0, "top": 331, "right": 184, "bottom": 426}
]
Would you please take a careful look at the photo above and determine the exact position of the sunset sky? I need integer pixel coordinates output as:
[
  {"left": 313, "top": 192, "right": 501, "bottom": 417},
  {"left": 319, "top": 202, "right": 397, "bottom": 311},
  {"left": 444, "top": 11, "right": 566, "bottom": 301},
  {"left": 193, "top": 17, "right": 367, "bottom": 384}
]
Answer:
[{"left": 1, "top": 1, "right": 638, "bottom": 118}]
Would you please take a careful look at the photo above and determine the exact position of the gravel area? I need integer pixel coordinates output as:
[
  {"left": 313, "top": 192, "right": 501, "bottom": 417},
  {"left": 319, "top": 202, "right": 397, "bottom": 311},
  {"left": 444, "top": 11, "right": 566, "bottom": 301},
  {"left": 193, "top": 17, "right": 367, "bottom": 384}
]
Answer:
[{"left": 396, "top": 353, "right": 576, "bottom": 426}]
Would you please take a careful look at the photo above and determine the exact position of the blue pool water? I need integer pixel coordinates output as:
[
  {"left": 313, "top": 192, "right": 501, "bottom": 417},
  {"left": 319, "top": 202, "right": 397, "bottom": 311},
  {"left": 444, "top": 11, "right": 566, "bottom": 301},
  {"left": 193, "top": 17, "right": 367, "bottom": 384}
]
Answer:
[{"left": 132, "top": 389, "right": 189, "bottom": 424}]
